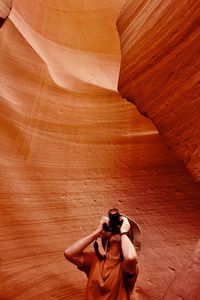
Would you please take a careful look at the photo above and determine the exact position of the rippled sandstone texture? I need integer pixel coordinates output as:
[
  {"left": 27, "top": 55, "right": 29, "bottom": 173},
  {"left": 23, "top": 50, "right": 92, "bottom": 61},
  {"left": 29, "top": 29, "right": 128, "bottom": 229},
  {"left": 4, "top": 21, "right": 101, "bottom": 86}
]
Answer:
[
  {"left": 0, "top": 1, "right": 200, "bottom": 300},
  {"left": 163, "top": 240, "right": 200, "bottom": 300},
  {"left": 117, "top": 0, "right": 200, "bottom": 181}
]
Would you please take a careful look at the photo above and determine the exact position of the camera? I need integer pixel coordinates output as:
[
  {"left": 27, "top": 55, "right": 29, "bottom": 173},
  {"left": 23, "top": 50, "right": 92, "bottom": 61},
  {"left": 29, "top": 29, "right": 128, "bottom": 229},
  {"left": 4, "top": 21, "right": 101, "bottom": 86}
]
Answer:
[{"left": 103, "top": 208, "right": 122, "bottom": 234}]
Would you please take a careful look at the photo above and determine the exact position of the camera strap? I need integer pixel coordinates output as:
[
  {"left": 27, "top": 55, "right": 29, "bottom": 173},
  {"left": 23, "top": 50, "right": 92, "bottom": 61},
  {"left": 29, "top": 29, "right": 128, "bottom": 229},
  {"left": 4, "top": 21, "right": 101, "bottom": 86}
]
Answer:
[{"left": 94, "top": 238, "right": 106, "bottom": 261}]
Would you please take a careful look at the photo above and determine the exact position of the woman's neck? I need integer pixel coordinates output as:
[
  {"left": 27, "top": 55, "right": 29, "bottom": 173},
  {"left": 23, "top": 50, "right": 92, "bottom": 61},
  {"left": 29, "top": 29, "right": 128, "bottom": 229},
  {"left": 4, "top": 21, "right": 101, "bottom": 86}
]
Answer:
[{"left": 107, "top": 244, "right": 121, "bottom": 259}]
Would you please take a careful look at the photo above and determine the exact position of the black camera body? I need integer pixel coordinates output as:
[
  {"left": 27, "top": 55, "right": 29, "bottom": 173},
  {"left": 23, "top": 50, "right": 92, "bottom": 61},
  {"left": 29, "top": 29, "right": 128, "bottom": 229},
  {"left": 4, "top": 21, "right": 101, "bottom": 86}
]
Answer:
[{"left": 103, "top": 208, "right": 122, "bottom": 234}]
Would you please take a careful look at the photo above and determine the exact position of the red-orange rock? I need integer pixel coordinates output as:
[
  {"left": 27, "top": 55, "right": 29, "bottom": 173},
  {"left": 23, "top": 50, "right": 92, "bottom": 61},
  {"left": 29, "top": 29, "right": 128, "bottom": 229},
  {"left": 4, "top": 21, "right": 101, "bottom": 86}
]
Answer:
[
  {"left": 0, "top": 0, "right": 12, "bottom": 27},
  {"left": 117, "top": 0, "right": 200, "bottom": 181},
  {"left": 0, "top": 1, "right": 200, "bottom": 300},
  {"left": 163, "top": 240, "right": 200, "bottom": 300}
]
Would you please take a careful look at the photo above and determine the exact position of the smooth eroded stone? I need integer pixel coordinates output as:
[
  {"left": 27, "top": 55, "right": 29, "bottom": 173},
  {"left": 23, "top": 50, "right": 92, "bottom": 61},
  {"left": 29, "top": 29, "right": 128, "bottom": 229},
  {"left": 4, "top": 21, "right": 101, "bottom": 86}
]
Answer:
[
  {"left": 117, "top": 0, "right": 200, "bottom": 181},
  {"left": 0, "top": 1, "right": 200, "bottom": 299},
  {"left": 163, "top": 240, "right": 200, "bottom": 300}
]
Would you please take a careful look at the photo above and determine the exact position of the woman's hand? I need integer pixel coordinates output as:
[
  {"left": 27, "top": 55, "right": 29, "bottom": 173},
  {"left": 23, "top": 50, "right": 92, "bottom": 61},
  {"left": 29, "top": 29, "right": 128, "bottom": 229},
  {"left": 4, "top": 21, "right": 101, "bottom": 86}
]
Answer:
[
  {"left": 96, "top": 216, "right": 109, "bottom": 235},
  {"left": 120, "top": 216, "right": 130, "bottom": 233}
]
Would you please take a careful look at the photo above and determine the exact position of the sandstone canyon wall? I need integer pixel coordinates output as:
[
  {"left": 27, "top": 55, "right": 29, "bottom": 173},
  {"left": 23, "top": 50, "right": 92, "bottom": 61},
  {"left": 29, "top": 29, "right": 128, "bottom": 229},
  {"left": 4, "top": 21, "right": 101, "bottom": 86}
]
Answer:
[
  {"left": 0, "top": 1, "right": 200, "bottom": 299},
  {"left": 163, "top": 240, "right": 200, "bottom": 300},
  {"left": 117, "top": 0, "right": 200, "bottom": 181}
]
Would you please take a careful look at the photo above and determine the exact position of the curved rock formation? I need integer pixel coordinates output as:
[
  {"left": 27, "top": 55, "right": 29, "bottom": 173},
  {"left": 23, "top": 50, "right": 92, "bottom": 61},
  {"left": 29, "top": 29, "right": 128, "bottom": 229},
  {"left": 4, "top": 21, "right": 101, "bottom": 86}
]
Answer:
[
  {"left": 0, "top": 0, "right": 12, "bottom": 26},
  {"left": 0, "top": 1, "right": 200, "bottom": 299},
  {"left": 117, "top": 0, "right": 200, "bottom": 181}
]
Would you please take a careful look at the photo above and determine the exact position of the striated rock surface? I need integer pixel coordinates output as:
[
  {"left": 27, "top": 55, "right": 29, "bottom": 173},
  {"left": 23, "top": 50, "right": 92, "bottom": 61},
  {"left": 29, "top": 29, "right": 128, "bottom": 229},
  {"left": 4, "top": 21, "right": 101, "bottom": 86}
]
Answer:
[
  {"left": 163, "top": 240, "right": 200, "bottom": 300},
  {"left": 0, "top": 1, "right": 200, "bottom": 299},
  {"left": 117, "top": 0, "right": 200, "bottom": 181},
  {"left": 0, "top": 0, "right": 12, "bottom": 26}
]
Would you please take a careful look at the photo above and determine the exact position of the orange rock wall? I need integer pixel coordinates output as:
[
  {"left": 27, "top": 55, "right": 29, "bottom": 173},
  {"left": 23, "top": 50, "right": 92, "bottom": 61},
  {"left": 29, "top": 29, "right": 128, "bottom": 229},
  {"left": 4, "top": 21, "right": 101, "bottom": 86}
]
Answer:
[
  {"left": 163, "top": 240, "right": 200, "bottom": 300},
  {"left": 117, "top": 0, "right": 200, "bottom": 181},
  {"left": 0, "top": 1, "right": 200, "bottom": 299}
]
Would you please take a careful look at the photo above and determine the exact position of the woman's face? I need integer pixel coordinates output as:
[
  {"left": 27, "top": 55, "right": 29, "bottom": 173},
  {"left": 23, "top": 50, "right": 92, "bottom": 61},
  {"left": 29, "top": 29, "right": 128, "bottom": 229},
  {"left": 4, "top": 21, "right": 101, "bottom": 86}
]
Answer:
[{"left": 109, "top": 233, "right": 121, "bottom": 243}]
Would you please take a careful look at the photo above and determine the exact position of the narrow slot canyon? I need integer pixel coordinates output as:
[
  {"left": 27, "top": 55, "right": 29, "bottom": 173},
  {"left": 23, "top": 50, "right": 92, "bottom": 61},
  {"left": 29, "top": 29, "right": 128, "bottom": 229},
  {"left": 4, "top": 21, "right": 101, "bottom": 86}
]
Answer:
[{"left": 0, "top": 1, "right": 200, "bottom": 299}]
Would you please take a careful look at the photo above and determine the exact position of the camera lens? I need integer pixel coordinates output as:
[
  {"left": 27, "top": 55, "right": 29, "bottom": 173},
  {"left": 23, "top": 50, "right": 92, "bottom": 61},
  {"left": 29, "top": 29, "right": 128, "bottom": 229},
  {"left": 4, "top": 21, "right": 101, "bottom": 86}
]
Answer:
[{"left": 108, "top": 208, "right": 121, "bottom": 233}]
